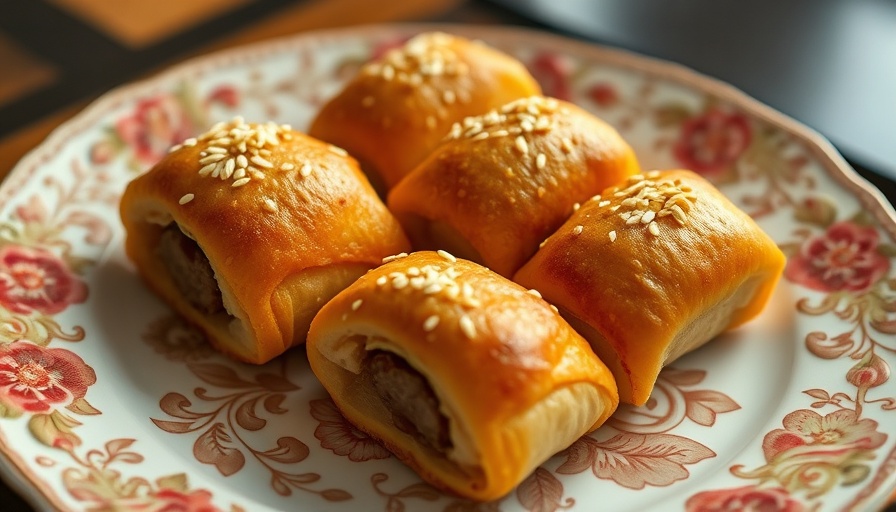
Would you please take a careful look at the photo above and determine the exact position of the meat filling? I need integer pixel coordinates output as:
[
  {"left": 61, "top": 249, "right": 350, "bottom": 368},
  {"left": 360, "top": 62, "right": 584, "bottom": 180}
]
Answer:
[
  {"left": 365, "top": 350, "right": 452, "bottom": 454},
  {"left": 157, "top": 224, "right": 224, "bottom": 314}
]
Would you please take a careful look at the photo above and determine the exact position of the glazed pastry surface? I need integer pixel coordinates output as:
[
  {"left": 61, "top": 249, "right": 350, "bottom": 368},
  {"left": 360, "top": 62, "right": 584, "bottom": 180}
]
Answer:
[
  {"left": 309, "top": 32, "right": 541, "bottom": 192},
  {"left": 307, "top": 251, "right": 618, "bottom": 501},
  {"left": 120, "top": 118, "right": 410, "bottom": 363},
  {"left": 514, "top": 170, "right": 786, "bottom": 405},
  {"left": 388, "top": 96, "right": 640, "bottom": 277}
]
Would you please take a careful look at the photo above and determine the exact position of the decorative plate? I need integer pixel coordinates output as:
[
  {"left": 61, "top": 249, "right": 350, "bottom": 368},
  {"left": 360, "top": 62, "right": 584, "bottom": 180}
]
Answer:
[{"left": 1, "top": 24, "right": 894, "bottom": 512}]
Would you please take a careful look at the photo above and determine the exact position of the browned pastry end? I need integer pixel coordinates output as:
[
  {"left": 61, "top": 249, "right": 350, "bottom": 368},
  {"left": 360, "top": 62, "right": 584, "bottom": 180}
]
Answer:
[
  {"left": 388, "top": 96, "right": 640, "bottom": 277},
  {"left": 120, "top": 117, "right": 411, "bottom": 364},
  {"left": 309, "top": 31, "right": 542, "bottom": 192}
]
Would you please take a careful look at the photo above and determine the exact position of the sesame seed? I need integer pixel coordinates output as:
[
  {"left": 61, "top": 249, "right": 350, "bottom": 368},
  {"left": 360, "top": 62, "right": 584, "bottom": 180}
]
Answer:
[
  {"left": 537, "top": 186, "right": 546, "bottom": 198},
  {"left": 262, "top": 198, "right": 278, "bottom": 213},
  {"left": 179, "top": 193, "right": 194, "bottom": 205},
  {"left": 459, "top": 314, "right": 476, "bottom": 339},
  {"left": 250, "top": 155, "right": 274, "bottom": 169},
  {"left": 598, "top": 200, "right": 611, "bottom": 208},
  {"left": 527, "top": 289, "right": 542, "bottom": 298},
  {"left": 300, "top": 163, "right": 313, "bottom": 177},
  {"left": 550, "top": 304, "right": 559, "bottom": 313},
  {"left": 423, "top": 315, "right": 440, "bottom": 332},
  {"left": 328, "top": 145, "right": 348, "bottom": 157},
  {"left": 437, "top": 250, "right": 457, "bottom": 262},
  {"left": 561, "top": 137, "right": 574, "bottom": 153},
  {"left": 609, "top": 230, "right": 617, "bottom": 242},
  {"left": 280, "top": 162, "right": 295, "bottom": 171},
  {"left": 648, "top": 221, "right": 660, "bottom": 236},
  {"left": 376, "top": 275, "right": 388, "bottom": 286},
  {"left": 536, "top": 153, "right": 547, "bottom": 170},
  {"left": 351, "top": 299, "right": 363, "bottom": 311},
  {"left": 443, "top": 90, "right": 456, "bottom": 104},
  {"left": 641, "top": 210, "right": 656, "bottom": 224},
  {"left": 382, "top": 252, "right": 409, "bottom": 264},
  {"left": 572, "top": 225, "right": 584, "bottom": 235},
  {"left": 514, "top": 135, "right": 529, "bottom": 155},
  {"left": 573, "top": 202, "right": 581, "bottom": 211},
  {"left": 231, "top": 177, "right": 251, "bottom": 187}
]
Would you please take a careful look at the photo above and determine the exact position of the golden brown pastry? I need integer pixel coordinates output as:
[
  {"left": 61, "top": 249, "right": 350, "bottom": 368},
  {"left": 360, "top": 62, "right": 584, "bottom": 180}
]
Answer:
[
  {"left": 306, "top": 251, "right": 618, "bottom": 501},
  {"left": 120, "top": 117, "right": 411, "bottom": 364},
  {"left": 387, "top": 96, "right": 640, "bottom": 278},
  {"left": 514, "top": 170, "right": 786, "bottom": 405},
  {"left": 309, "top": 31, "right": 541, "bottom": 192}
]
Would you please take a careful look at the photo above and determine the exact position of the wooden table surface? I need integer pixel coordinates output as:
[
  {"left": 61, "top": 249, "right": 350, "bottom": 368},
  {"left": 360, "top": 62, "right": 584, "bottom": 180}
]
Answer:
[{"left": 0, "top": 1, "right": 894, "bottom": 511}]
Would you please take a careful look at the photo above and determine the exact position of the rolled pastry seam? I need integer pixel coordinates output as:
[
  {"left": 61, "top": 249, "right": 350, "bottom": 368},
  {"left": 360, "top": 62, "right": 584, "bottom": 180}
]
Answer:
[
  {"left": 514, "top": 170, "right": 786, "bottom": 405},
  {"left": 307, "top": 251, "right": 618, "bottom": 501},
  {"left": 309, "top": 31, "right": 542, "bottom": 192},
  {"left": 119, "top": 118, "right": 411, "bottom": 363},
  {"left": 388, "top": 96, "right": 640, "bottom": 277}
]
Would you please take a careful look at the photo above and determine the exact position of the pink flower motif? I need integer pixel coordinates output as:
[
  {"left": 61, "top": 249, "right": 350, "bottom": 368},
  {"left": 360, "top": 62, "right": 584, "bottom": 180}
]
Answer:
[
  {"left": 152, "top": 488, "right": 221, "bottom": 512},
  {"left": 0, "top": 245, "right": 87, "bottom": 315},
  {"left": 762, "top": 408, "right": 886, "bottom": 463},
  {"left": 588, "top": 82, "right": 619, "bottom": 108},
  {"left": 310, "top": 398, "right": 390, "bottom": 462},
  {"left": 529, "top": 52, "right": 572, "bottom": 101},
  {"left": 115, "top": 94, "right": 195, "bottom": 167},
  {"left": 785, "top": 221, "right": 890, "bottom": 293},
  {"left": 673, "top": 108, "right": 752, "bottom": 174},
  {"left": 205, "top": 85, "right": 239, "bottom": 108},
  {"left": 0, "top": 340, "right": 96, "bottom": 414},
  {"left": 685, "top": 485, "right": 804, "bottom": 512},
  {"left": 846, "top": 352, "right": 890, "bottom": 388}
]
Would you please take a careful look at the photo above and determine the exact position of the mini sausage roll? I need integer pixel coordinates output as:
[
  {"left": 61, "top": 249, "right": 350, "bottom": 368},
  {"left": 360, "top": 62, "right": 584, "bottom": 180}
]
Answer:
[
  {"left": 387, "top": 96, "right": 640, "bottom": 277},
  {"left": 307, "top": 251, "right": 618, "bottom": 501},
  {"left": 309, "top": 32, "right": 541, "bottom": 192},
  {"left": 120, "top": 117, "right": 411, "bottom": 364},
  {"left": 514, "top": 170, "right": 785, "bottom": 405}
]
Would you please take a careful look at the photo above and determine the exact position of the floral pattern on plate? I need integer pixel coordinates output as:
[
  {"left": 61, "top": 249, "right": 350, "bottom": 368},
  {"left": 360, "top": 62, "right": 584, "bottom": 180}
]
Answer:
[{"left": 0, "top": 25, "right": 893, "bottom": 511}]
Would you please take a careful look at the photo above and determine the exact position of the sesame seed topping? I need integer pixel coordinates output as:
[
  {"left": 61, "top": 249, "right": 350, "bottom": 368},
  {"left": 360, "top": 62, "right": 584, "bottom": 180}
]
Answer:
[
  {"left": 178, "top": 117, "right": 295, "bottom": 194},
  {"left": 594, "top": 172, "right": 697, "bottom": 238},
  {"left": 514, "top": 135, "right": 529, "bottom": 155},
  {"left": 300, "top": 163, "right": 313, "bottom": 177},
  {"left": 351, "top": 299, "right": 363, "bottom": 311},
  {"left": 536, "top": 153, "right": 547, "bottom": 170},
  {"left": 443, "top": 90, "right": 456, "bottom": 104},
  {"left": 550, "top": 304, "right": 559, "bottom": 313},
  {"left": 437, "top": 250, "right": 457, "bottom": 262},
  {"left": 573, "top": 202, "right": 581, "bottom": 211},
  {"left": 382, "top": 252, "right": 409, "bottom": 264},
  {"left": 328, "top": 145, "right": 348, "bottom": 157},
  {"left": 262, "top": 198, "right": 278, "bottom": 213},
  {"left": 609, "top": 230, "right": 617, "bottom": 242},
  {"left": 423, "top": 315, "right": 440, "bottom": 332},
  {"left": 364, "top": 32, "right": 466, "bottom": 86},
  {"left": 376, "top": 275, "right": 388, "bottom": 286},
  {"left": 179, "top": 193, "right": 195, "bottom": 205},
  {"left": 537, "top": 186, "right": 546, "bottom": 198},
  {"left": 280, "top": 162, "right": 295, "bottom": 171},
  {"left": 572, "top": 225, "right": 584, "bottom": 235},
  {"left": 561, "top": 137, "right": 574, "bottom": 153},
  {"left": 527, "top": 289, "right": 542, "bottom": 298},
  {"left": 459, "top": 314, "right": 476, "bottom": 339}
]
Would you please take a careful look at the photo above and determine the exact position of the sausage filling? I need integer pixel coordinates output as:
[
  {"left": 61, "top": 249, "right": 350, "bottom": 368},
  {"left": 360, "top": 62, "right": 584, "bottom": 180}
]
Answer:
[
  {"left": 365, "top": 350, "right": 452, "bottom": 454},
  {"left": 157, "top": 224, "right": 224, "bottom": 314}
]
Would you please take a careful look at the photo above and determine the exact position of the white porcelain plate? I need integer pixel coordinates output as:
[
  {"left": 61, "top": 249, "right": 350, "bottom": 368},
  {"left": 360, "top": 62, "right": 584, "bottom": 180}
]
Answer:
[{"left": 1, "top": 25, "right": 895, "bottom": 512}]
